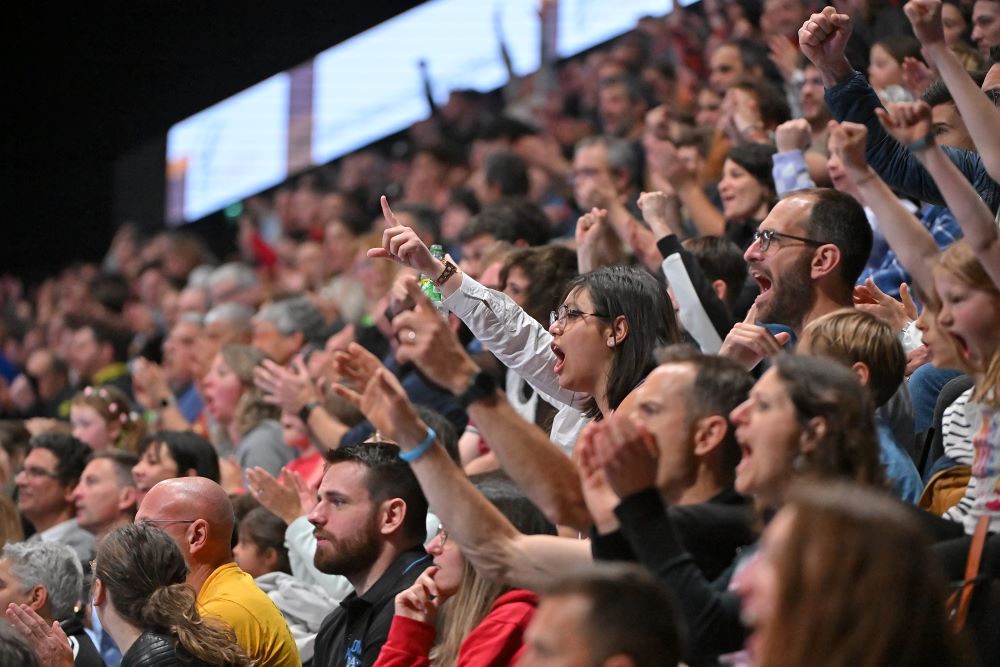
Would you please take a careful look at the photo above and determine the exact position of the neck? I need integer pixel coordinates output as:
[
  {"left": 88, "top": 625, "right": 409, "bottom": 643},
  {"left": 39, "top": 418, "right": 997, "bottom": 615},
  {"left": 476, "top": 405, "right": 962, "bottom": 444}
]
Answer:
[
  {"left": 594, "top": 372, "right": 613, "bottom": 418},
  {"left": 798, "top": 291, "right": 852, "bottom": 335},
  {"left": 100, "top": 605, "right": 144, "bottom": 657},
  {"left": 29, "top": 506, "right": 74, "bottom": 534},
  {"left": 674, "top": 463, "right": 727, "bottom": 506},
  {"left": 93, "top": 515, "right": 135, "bottom": 542},
  {"left": 186, "top": 557, "right": 232, "bottom": 594},
  {"left": 348, "top": 542, "right": 418, "bottom": 597}
]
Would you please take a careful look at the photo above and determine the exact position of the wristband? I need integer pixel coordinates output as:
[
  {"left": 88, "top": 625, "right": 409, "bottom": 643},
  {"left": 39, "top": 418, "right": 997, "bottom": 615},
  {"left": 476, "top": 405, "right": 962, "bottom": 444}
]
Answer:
[
  {"left": 907, "top": 133, "right": 936, "bottom": 153},
  {"left": 399, "top": 426, "right": 437, "bottom": 463},
  {"left": 299, "top": 401, "right": 320, "bottom": 425}
]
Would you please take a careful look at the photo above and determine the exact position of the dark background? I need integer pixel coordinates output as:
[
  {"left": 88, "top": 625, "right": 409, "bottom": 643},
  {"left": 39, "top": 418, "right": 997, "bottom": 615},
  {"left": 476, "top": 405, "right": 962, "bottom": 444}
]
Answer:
[{"left": 7, "top": 1, "right": 423, "bottom": 283}]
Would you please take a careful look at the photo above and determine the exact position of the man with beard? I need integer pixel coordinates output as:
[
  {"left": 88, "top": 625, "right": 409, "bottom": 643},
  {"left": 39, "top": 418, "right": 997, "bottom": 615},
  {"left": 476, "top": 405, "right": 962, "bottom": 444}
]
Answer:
[
  {"left": 134, "top": 477, "right": 299, "bottom": 667},
  {"left": 719, "top": 188, "right": 873, "bottom": 370},
  {"left": 310, "top": 443, "right": 430, "bottom": 667}
]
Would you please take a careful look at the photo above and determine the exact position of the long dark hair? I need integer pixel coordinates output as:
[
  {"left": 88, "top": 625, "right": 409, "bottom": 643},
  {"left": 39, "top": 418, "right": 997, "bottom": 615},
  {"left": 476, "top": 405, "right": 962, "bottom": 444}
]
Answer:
[
  {"left": 95, "top": 524, "right": 253, "bottom": 666},
  {"left": 565, "top": 266, "right": 677, "bottom": 419},
  {"left": 771, "top": 354, "right": 883, "bottom": 488}
]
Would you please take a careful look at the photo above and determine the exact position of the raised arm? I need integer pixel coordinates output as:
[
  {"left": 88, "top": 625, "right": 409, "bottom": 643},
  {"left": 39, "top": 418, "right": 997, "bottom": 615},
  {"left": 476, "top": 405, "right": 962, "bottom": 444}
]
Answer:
[
  {"left": 390, "top": 285, "right": 593, "bottom": 530},
  {"left": 371, "top": 195, "right": 587, "bottom": 411},
  {"left": 877, "top": 100, "right": 1000, "bottom": 287},
  {"left": 336, "top": 361, "right": 591, "bottom": 590},
  {"left": 801, "top": 6, "right": 1000, "bottom": 211},
  {"left": 829, "top": 121, "right": 939, "bottom": 293},
  {"left": 646, "top": 136, "right": 727, "bottom": 237},
  {"left": 905, "top": 0, "right": 1000, "bottom": 183}
]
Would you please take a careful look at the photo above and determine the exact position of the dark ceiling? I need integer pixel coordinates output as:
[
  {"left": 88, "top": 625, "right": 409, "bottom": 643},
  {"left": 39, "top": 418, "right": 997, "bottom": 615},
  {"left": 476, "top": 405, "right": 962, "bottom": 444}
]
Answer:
[{"left": 7, "top": 1, "right": 422, "bottom": 282}]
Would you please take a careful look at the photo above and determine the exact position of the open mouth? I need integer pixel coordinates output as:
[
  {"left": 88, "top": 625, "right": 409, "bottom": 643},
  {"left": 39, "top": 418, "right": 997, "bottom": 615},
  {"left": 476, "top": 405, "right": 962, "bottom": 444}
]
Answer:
[
  {"left": 551, "top": 343, "right": 566, "bottom": 375},
  {"left": 751, "top": 270, "right": 772, "bottom": 293},
  {"left": 950, "top": 333, "right": 971, "bottom": 359}
]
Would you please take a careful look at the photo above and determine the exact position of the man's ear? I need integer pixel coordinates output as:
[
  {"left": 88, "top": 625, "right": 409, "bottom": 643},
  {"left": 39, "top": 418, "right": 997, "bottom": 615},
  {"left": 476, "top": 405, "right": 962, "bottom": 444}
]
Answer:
[
  {"left": 186, "top": 518, "right": 211, "bottom": 556},
  {"left": 379, "top": 498, "right": 407, "bottom": 536},
  {"left": 692, "top": 415, "right": 729, "bottom": 457},
  {"left": 118, "top": 486, "right": 140, "bottom": 514},
  {"left": 711, "top": 279, "right": 729, "bottom": 305},
  {"left": 810, "top": 244, "right": 841, "bottom": 281},
  {"left": 28, "top": 584, "right": 48, "bottom": 614}
]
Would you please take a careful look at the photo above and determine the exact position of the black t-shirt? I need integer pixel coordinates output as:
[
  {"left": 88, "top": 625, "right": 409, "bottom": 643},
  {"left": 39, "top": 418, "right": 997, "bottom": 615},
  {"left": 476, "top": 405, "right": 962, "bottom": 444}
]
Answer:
[
  {"left": 312, "top": 546, "right": 431, "bottom": 667},
  {"left": 591, "top": 486, "right": 754, "bottom": 581}
]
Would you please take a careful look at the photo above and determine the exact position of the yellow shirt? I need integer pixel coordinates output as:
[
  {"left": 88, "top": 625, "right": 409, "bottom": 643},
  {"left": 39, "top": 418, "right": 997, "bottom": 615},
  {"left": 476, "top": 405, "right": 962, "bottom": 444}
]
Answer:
[{"left": 197, "top": 562, "right": 300, "bottom": 667}]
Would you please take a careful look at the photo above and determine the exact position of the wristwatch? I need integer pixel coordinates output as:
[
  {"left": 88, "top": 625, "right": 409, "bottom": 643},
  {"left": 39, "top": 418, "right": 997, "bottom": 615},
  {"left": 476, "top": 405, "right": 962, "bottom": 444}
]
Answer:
[
  {"left": 433, "top": 259, "right": 458, "bottom": 286},
  {"left": 456, "top": 371, "right": 498, "bottom": 409},
  {"left": 299, "top": 401, "right": 321, "bottom": 425}
]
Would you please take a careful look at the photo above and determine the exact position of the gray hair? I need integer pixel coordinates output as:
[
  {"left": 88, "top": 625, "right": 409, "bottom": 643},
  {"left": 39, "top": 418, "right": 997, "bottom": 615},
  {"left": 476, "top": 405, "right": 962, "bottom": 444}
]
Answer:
[
  {"left": 204, "top": 303, "right": 254, "bottom": 330},
  {"left": 2, "top": 542, "right": 83, "bottom": 621},
  {"left": 186, "top": 265, "right": 216, "bottom": 290},
  {"left": 254, "top": 296, "right": 325, "bottom": 343},
  {"left": 575, "top": 135, "right": 637, "bottom": 182},
  {"left": 177, "top": 311, "right": 205, "bottom": 326},
  {"left": 207, "top": 263, "right": 258, "bottom": 299}
]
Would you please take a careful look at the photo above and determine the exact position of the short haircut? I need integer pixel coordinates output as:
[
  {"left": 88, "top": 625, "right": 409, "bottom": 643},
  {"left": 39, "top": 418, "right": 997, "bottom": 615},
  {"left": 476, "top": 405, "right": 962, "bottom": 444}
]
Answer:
[
  {"left": 658, "top": 345, "right": 754, "bottom": 476},
  {"left": 682, "top": 236, "right": 748, "bottom": 314},
  {"left": 802, "top": 309, "right": 905, "bottom": 407},
  {"left": 28, "top": 433, "right": 91, "bottom": 488},
  {"left": 2, "top": 542, "right": 84, "bottom": 621},
  {"left": 460, "top": 199, "right": 552, "bottom": 247},
  {"left": 71, "top": 317, "right": 131, "bottom": 363},
  {"left": 138, "top": 431, "right": 220, "bottom": 482},
  {"left": 92, "top": 450, "right": 140, "bottom": 488},
  {"left": 207, "top": 262, "right": 258, "bottom": 296},
  {"left": 499, "top": 244, "right": 580, "bottom": 322},
  {"left": 797, "top": 188, "right": 873, "bottom": 289},
  {"left": 731, "top": 78, "right": 791, "bottom": 126},
  {"left": 483, "top": 151, "right": 530, "bottom": 199},
  {"left": 721, "top": 38, "right": 784, "bottom": 86},
  {"left": 324, "top": 443, "right": 429, "bottom": 544},
  {"left": 255, "top": 296, "right": 325, "bottom": 345},
  {"left": 204, "top": 303, "right": 254, "bottom": 330},
  {"left": 922, "top": 70, "right": 988, "bottom": 107},
  {"left": 575, "top": 135, "right": 638, "bottom": 186},
  {"left": 599, "top": 73, "right": 649, "bottom": 105},
  {"left": 543, "top": 563, "right": 682, "bottom": 667}
]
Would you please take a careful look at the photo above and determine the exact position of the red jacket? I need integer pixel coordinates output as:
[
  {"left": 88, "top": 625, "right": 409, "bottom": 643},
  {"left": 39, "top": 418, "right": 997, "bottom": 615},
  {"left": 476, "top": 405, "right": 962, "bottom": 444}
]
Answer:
[{"left": 373, "top": 589, "right": 538, "bottom": 667}]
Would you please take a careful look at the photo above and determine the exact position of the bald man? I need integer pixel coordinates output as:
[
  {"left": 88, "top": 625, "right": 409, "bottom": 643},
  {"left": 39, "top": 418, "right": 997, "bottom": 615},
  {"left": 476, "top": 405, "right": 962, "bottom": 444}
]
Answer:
[{"left": 135, "top": 478, "right": 299, "bottom": 667}]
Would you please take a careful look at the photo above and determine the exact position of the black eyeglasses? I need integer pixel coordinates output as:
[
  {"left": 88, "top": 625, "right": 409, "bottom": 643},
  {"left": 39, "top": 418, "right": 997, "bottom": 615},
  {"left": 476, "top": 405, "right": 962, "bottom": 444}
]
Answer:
[
  {"left": 549, "top": 305, "right": 610, "bottom": 327},
  {"left": 752, "top": 229, "right": 825, "bottom": 253}
]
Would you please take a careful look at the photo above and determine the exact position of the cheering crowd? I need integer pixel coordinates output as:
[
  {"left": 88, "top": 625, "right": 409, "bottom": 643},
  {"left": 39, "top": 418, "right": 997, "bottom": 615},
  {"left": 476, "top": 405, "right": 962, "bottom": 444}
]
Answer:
[{"left": 0, "top": 0, "right": 998, "bottom": 665}]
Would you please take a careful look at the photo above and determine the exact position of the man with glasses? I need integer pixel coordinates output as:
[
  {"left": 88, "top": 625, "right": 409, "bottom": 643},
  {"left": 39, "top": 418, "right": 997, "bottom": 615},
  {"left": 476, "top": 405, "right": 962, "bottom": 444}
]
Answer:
[
  {"left": 15, "top": 433, "right": 94, "bottom": 562},
  {"left": 134, "top": 476, "right": 299, "bottom": 667},
  {"left": 719, "top": 188, "right": 873, "bottom": 370}
]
